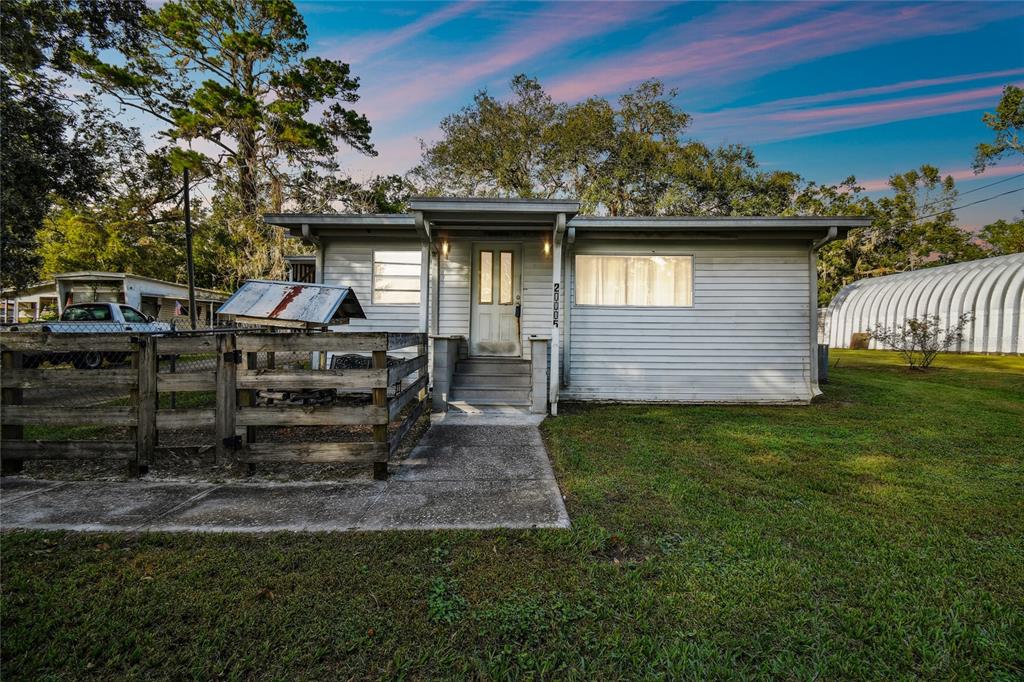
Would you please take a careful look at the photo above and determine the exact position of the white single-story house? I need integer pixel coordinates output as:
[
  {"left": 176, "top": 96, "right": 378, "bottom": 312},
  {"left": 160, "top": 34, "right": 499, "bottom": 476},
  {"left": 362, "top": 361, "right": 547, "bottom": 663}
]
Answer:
[
  {"left": 1, "top": 271, "right": 230, "bottom": 327},
  {"left": 266, "top": 198, "right": 870, "bottom": 414}
]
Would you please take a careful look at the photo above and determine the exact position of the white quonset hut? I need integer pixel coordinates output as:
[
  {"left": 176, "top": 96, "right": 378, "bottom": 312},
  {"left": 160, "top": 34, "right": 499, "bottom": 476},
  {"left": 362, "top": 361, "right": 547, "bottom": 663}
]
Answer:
[
  {"left": 826, "top": 252, "right": 1024, "bottom": 354},
  {"left": 267, "top": 198, "right": 871, "bottom": 413}
]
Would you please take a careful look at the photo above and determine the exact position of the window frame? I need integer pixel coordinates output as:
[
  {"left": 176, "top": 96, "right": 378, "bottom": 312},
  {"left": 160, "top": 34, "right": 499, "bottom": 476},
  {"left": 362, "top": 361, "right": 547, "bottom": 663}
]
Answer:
[
  {"left": 372, "top": 249, "right": 423, "bottom": 306},
  {"left": 572, "top": 252, "right": 695, "bottom": 309},
  {"left": 119, "top": 305, "right": 148, "bottom": 323}
]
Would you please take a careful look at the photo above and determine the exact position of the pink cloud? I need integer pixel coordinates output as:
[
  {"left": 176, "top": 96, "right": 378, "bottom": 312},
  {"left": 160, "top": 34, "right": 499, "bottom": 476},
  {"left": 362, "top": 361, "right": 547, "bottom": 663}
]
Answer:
[
  {"left": 357, "top": 1, "right": 666, "bottom": 123},
  {"left": 693, "top": 81, "right": 1015, "bottom": 143},
  {"left": 759, "top": 68, "right": 1024, "bottom": 110},
  {"left": 857, "top": 164, "right": 1024, "bottom": 192},
  {"left": 768, "top": 85, "right": 1006, "bottom": 122},
  {"left": 545, "top": 2, "right": 1023, "bottom": 102}
]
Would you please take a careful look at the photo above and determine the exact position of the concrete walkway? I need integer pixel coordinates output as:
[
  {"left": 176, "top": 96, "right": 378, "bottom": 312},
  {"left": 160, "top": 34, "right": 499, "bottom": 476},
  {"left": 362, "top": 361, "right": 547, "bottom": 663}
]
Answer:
[{"left": 0, "top": 410, "right": 569, "bottom": 533}]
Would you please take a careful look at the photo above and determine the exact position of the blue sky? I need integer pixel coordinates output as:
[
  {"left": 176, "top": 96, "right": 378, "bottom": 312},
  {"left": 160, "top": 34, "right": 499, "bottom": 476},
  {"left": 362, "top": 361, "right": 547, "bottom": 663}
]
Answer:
[{"left": 294, "top": 0, "right": 1024, "bottom": 226}]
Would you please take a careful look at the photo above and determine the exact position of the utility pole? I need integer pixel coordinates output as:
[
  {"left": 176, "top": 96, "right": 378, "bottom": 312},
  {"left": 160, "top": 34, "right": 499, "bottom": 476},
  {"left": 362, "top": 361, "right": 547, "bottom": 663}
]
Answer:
[{"left": 183, "top": 168, "right": 198, "bottom": 330}]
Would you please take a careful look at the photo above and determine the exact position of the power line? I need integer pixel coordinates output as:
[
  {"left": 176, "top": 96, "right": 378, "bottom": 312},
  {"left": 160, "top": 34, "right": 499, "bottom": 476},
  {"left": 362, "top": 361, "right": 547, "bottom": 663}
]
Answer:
[
  {"left": 918, "top": 172, "right": 1024, "bottom": 212},
  {"left": 912, "top": 186, "right": 1024, "bottom": 224}
]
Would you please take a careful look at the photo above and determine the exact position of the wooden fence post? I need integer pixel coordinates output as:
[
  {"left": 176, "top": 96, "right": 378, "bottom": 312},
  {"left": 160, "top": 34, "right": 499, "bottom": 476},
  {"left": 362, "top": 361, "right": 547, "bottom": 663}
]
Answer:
[
  {"left": 135, "top": 337, "right": 157, "bottom": 474},
  {"left": 215, "top": 332, "right": 238, "bottom": 462},
  {"left": 372, "top": 343, "right": 388, "bottom": 480},
  {"left": 1, "top": 349, "right": 24, "bottom": 475},
  {"left": 126, "top": 340, "right": 143, "bottom": 478},
  {"left": 238, "top": 349, "right": 258, "bottom": 475}
]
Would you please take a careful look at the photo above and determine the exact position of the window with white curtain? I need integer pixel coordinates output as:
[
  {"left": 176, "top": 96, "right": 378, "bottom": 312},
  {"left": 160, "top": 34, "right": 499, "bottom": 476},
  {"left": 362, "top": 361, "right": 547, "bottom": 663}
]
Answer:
[
  {"left": 574, "top": 255, "right": 693, "bottom": 307},
  {"left": 373, "top": 250, "right": 422, "bottom": 304}
]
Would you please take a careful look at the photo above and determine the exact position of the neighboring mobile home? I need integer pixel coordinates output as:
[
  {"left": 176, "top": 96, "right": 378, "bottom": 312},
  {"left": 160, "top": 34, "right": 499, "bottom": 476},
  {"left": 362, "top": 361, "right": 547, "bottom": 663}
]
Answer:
[
  {"left": 1, "top": 272, "right": 229, "bottom": 327},
  {"left": 266, "top": 198, "right": 870, "bottom": 414}
]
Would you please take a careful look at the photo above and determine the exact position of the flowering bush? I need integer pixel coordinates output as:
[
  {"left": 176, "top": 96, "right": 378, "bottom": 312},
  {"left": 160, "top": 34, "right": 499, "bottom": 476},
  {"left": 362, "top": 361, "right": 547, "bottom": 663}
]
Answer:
[{"left": 869, "top": 313, "right": 973, "bottom": 369}]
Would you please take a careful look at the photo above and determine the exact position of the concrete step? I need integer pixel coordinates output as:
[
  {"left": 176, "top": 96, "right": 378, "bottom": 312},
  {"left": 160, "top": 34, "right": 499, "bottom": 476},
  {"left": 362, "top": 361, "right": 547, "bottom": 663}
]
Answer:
[
  {"left": 450, "top": 386, "right": 531, "bottom": 404},
  {"left": 444, "top": 401, "right": 537, "bottom": 415},
  {"left": 453, "top": 373, "right": 531, "bottom": 388},
  {"left": 456, "top": 359, "right": 530, "bottom": 375},
  {"left": 448, "top": 398, "right": 532, "bottom": 408}
]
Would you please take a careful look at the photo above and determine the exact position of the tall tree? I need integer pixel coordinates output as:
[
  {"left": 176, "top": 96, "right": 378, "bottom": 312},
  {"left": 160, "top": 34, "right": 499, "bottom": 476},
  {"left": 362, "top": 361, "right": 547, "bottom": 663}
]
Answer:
[
  {"left": 0, "top": 0, "right": 147, "bottom": 290},
  {"left": 974, "top": 85, "right": 1024, "bottom": 172},
  {"left": 864, "top": 165, "right": 983, "bottom": 276},
  {"left": 809, "top": 167, "right": 987, "bottom": 305},
  {"left": 412, "top": 74, "right": 800, "bottom": 217},
  {"left": 412, "top": 75, "right": 567, "bottom": 199},
  {"left": 76, "top": 0, "right": 376, "bottom": 283}
]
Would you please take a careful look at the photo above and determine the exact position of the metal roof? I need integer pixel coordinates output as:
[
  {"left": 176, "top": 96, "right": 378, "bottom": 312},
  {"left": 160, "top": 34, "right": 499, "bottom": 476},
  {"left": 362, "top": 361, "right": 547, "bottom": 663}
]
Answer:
[
  {"left": 826, "top": 252, "right": 1024, "bottom": 354},
  {"left": 569, "top": 216, "right": 872, "bottom": 229},
  {"left": 51, "top": 271, "right": 229, "bottom": 299},
  {"left": 217, "top": 280, "right": 366, "bottom": 326},
  {"left": 266, "top": 206, "right": 870, "bottom": 239}
]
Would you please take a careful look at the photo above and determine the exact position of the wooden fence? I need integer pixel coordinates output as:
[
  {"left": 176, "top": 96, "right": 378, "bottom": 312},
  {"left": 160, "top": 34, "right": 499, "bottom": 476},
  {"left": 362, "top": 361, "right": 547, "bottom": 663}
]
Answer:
[{"left": 0, "top": 331, "right": 429, "bottom": 479}]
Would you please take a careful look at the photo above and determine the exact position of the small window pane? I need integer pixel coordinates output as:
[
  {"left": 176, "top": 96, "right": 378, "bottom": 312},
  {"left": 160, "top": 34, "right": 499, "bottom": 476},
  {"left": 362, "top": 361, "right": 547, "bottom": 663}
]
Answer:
[
  {"left": 373, "top": 263, "right": 420, "bottom": 278},
  {"left": 375, "top": 250, "right": 421, "bottom": 264},
  {"left": 375, "top": 290, "right": 421, "bottom": 304},
  {"left": 499, "top": 251, "right": 513, "bottom": 304},
  {"left": 373, "top": 250, "right": 422, "bottom": 305},
  {"left": 479, "top": 251, "right": 493, "bottom": 304},
  {"left": 575, "top": 255, "right": 693, "bottom": 307}
]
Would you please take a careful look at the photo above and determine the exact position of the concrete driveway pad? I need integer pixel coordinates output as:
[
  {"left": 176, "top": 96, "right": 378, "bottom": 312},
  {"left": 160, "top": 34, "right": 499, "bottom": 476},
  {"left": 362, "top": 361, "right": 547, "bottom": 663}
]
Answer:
[
  {"left": 152, "top": 482, "right": 384, "bottom": 533},
  {"left": 1, "top": 481, "right": 218, "bottom": 532},
  {"left": 1, "top": 411, "right": 569, "bottom": 533}
]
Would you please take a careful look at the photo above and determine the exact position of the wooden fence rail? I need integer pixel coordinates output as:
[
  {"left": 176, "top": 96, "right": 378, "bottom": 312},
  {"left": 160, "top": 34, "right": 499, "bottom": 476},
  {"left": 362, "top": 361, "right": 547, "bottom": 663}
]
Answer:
[{"left": 0, "top": 331, "right": 429, "bottom": 479}]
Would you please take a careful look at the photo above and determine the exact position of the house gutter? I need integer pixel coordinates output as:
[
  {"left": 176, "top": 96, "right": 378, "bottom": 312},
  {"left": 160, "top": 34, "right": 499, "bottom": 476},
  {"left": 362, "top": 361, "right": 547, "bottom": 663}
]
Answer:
[{"left": 808, "top": 226, "right": 838, "bottom": 398}]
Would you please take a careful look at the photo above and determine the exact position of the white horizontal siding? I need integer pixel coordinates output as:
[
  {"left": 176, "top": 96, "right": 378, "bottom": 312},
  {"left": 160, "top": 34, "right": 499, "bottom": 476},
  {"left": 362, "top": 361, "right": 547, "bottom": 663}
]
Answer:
[
  {"left": 320, "top": 235, "right": 814, "bottom": 404},
  {"left": 438, "top": 240, "right": 471, "bottom": 356},
  {"left": 321, "top": 238, "right": 422, "bottom": 332},
  {"left": 561, "top": 240, "right": 813, "bottom": 403}
]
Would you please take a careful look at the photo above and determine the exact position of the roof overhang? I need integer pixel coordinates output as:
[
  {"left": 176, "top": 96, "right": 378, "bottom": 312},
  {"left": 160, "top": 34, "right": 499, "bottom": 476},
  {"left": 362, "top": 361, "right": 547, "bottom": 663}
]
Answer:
[
  {"left": 409, "top": 196, "right": 580, "bottom": 231},
  {"left": 266, "top": 209, "right": 870, "bottom": 241},
  {"left": 568, "top": 216, "right": 871, "bottom": 240},
  {"left": 265, "top": 213, "right": 418, "bottom": 241}
]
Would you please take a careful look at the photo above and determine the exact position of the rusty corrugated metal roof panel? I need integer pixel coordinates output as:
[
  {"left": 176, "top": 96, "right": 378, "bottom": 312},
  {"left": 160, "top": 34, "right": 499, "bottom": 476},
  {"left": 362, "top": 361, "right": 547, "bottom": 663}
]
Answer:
[{"left": 216, "top": 280, "right": 366, "bottom": 325}]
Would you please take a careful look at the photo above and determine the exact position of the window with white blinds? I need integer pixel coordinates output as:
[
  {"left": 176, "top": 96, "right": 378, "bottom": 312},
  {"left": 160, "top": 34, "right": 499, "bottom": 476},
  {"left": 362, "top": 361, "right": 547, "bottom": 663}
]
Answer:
[
  {"left": 373, "top": 250, "right": 422, "bottom": 304},
  {"left": 575, "top": 255, "right": 693, "bottom": 307}
]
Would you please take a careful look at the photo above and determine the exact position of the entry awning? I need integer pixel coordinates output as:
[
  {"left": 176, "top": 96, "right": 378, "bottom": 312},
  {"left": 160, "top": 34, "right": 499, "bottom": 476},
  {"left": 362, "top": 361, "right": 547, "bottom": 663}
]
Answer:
[{"left": 408, "top": 197, "right": 580, "bottom": 230}]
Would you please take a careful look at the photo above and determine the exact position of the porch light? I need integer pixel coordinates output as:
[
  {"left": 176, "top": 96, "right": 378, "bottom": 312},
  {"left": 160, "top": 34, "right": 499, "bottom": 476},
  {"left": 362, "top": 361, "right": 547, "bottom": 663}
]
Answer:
[
  {"left": 441, "top": 241, "right": 450, "bottom": 258},
  {"left": 544, "top": 239, "right": 551, "bottom": 257}
]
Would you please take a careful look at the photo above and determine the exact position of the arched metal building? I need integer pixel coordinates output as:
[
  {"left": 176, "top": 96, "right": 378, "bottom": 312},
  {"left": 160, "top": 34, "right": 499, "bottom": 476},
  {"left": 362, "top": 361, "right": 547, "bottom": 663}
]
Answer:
[{"left": 826, "top": 252, "right": 1024, "bottom": 354}]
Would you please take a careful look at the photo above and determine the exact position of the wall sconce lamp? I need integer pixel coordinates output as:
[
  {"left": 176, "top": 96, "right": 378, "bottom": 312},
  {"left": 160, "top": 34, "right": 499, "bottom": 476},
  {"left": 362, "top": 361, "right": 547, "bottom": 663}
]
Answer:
[
  {"left": 543, "top": 239, "right": 551, "bottom": 257},
  {"left": 441, "top": 241, "right": 450, "bottom": 258}
]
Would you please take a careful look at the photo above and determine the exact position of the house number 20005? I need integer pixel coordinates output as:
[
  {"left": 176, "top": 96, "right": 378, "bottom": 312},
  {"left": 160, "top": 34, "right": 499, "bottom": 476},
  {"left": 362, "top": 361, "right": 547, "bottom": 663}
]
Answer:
[{"left": 552, "top": 283, "right": 560, "bottom": 327}]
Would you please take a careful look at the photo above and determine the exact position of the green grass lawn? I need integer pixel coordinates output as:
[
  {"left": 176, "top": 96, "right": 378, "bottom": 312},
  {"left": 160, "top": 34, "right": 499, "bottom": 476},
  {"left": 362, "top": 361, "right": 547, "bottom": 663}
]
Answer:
[{"left": 3, "top": 350, "right": 1022, "bottom": 679}]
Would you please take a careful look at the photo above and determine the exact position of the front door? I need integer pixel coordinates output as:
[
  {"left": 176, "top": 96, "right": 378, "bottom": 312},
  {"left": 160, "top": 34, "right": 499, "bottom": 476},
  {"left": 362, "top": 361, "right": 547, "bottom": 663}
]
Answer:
[{"left": 470, "top": 243, "right": 521, "bottom": 356}]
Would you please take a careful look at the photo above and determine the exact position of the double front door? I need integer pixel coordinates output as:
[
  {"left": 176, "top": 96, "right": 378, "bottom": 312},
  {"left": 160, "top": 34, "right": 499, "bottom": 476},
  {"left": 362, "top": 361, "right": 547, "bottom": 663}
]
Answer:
[{"left": 470, "top": 243, "right": 521, "bottom": 357}]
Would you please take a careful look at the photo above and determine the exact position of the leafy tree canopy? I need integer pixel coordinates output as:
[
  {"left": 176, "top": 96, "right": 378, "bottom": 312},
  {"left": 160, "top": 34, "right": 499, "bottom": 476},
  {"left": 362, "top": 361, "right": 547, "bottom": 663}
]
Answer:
[
  {"left": 411, "top": 74, "right": 796, "bottom": 216},
  {"left": 812, "top": 166, "right": 987, "bottom": 305},
  {"left": 978, "top": 215, "right": 1024, "bottom": 256},
  {"left": 974, "top": 85, "right": 1023, "bottom": 172},
  {"left": 0, "top": 0, "right": 148, "bottom": 290}
]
